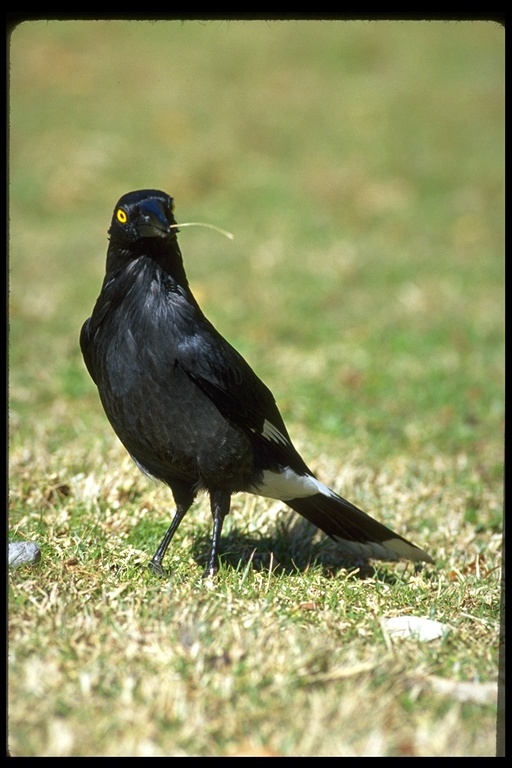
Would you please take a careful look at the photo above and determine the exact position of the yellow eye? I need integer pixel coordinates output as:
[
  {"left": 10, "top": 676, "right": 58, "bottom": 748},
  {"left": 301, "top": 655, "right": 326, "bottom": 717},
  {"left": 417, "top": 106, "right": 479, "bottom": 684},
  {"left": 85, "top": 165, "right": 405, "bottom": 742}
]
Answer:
[{"left": 116, "top": 208, "right": 128, "bottom": 224}]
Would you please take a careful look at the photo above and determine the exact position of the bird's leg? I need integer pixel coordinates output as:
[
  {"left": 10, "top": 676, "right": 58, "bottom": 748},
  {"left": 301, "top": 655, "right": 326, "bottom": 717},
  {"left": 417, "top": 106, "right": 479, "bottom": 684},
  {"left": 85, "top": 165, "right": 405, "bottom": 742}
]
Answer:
[
  {"left": 148, "top": 502, "right": 190, "bottom": 577},
  {"left": 204, "top": 490, "right": 231, "bottom": 578}
]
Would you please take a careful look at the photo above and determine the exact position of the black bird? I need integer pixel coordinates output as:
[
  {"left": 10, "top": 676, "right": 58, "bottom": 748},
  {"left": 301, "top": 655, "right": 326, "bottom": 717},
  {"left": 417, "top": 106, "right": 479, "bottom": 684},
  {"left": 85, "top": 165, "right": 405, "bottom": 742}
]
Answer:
[{"left": 80, "top": 189, "right": 433, "bottom": 577}]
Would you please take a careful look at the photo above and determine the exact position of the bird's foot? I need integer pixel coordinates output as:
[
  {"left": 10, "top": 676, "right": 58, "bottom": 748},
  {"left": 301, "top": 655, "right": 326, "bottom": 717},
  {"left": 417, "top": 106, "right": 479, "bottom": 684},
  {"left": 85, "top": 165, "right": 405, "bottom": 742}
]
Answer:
[
  {"left": 202, "top": 564, "right": 218, "bottom": 580},
  {"left": 147, "top": 559, "right": 168, "bottom": 578}
]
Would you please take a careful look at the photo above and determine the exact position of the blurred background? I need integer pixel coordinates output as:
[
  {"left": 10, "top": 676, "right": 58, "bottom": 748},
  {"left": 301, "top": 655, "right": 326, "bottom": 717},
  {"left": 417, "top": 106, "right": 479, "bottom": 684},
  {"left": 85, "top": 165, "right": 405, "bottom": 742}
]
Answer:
[{"left": 9, "top": 18, "right": 504, "bottom": 510}]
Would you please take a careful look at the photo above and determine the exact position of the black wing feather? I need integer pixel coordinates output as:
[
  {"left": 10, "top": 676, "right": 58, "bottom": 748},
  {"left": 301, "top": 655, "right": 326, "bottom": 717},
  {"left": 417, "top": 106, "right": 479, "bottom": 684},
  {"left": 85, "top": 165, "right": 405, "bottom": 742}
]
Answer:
[
  {"left": 79, "top": 318, "right": 98, "bottom": 385},
  {"left": 176, "top": 326, "right": 311, "bottom": 475}
]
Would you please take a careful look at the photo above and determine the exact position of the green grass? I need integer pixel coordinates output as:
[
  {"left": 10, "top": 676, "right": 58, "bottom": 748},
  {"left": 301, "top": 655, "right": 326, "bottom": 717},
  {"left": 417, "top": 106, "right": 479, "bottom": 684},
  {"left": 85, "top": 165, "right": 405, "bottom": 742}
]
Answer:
[{"left": 9, "top": 20, "right": 504, "bottom": 756}]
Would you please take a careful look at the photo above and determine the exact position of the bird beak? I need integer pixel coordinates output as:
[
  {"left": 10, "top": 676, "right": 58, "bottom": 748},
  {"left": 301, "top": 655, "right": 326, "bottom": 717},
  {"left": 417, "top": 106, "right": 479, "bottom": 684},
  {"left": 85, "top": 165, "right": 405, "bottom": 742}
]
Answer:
[{"left": 137, "top": 201, "right": 173, "bottom": 238}]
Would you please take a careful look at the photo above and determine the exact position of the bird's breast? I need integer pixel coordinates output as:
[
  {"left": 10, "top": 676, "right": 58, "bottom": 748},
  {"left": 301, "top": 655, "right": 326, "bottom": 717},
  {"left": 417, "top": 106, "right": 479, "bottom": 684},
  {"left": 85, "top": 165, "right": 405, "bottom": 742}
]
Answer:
[{"left": 87, "top": 281, "right": 255, "bottom": 490}]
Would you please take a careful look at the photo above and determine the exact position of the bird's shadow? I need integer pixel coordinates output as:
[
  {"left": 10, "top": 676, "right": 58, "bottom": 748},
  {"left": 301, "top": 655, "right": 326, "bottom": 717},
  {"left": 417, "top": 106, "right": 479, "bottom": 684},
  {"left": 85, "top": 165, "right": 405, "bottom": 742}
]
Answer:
[
  {"left": 188, "top": 519, "right": 413, "bottom": 584},
  {"left": 136, "top": 516, "right": 427, "bottom": 584}
]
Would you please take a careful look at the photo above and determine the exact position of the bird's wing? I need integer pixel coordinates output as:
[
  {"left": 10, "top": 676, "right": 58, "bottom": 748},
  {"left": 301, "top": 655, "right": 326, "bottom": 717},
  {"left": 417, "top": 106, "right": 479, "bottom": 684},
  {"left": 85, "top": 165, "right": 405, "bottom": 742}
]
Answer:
[
  {"left": 176, "top": 325, "right": 433, "bottom": 565},
  {"left": 79, "top": 318, "right": 98, "bottom": 385},
  {"left": 176, "top": 325, "right": 311, "bottom": 475}
]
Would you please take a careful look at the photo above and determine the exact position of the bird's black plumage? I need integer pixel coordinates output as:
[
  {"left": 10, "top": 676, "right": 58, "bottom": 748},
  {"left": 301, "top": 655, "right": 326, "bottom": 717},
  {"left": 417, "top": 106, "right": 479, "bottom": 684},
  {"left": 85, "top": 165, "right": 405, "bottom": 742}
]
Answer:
[{"left": 80, "top": 189, "right": 433, "bottom": 576}]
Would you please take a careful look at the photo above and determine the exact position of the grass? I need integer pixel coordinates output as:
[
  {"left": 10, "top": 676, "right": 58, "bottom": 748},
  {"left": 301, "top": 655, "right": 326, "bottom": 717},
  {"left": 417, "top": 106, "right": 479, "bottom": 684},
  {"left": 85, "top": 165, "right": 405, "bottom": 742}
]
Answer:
[{"left": 8, "top": 20, "right": 504, "bottom": 756}]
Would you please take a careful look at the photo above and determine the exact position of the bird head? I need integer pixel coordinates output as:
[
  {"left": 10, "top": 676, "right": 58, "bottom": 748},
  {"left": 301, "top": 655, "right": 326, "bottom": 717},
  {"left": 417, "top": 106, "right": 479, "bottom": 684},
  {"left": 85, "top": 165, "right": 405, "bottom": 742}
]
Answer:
[{"left": 108, "top": 189, "right": 178, "bottom": 247}]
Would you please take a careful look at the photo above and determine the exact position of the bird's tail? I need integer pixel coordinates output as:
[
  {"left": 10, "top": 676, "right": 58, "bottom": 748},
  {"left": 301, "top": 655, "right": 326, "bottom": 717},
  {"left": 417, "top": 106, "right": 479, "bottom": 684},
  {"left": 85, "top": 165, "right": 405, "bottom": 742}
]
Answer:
[{"left": 287, "top": 491, "right": 433, "bottom": 564}]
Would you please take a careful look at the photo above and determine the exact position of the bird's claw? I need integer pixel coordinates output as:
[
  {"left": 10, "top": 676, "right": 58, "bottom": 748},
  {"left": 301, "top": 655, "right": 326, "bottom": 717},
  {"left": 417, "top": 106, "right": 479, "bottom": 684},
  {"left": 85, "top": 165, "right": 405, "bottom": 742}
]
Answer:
[{"left": 148, "top": 560, "right": 168, "bottom": 578}]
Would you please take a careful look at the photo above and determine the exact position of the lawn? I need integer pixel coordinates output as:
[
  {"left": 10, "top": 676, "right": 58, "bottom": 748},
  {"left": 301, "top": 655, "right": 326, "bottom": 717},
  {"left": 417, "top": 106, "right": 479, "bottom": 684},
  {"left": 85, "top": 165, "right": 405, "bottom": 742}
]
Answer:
[{"left": 8, "top": 19, "right": 504, "bottom": 756}]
